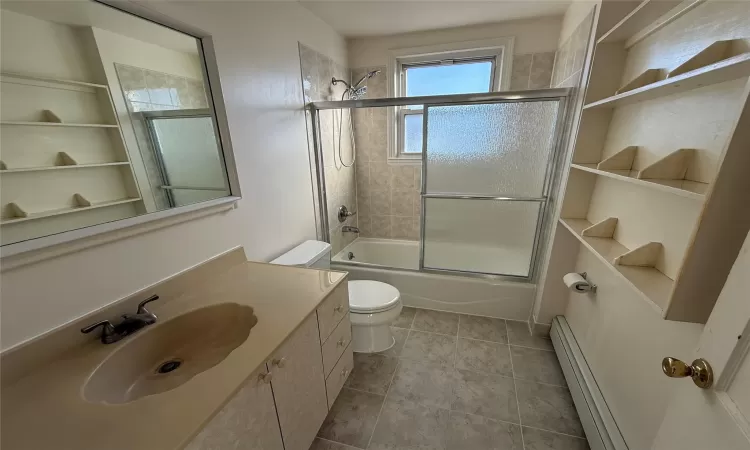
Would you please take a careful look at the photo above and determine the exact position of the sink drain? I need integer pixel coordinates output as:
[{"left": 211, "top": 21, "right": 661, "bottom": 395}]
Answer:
[{"left": 156, "top": 359, "right": 182, "bottom": 374}]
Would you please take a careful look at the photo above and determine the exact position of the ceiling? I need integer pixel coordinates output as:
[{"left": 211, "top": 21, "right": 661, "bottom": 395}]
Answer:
[
  {"left": 299, "top": 0, "right": 570, "bottom": 38},
  {"left": 1, "top": 1, "right": 198, "bottom": 54}
]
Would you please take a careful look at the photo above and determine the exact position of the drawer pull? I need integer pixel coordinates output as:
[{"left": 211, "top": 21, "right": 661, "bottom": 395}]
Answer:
[
  {"left": 334, "top": 305, "right": 344, "bottom": 313},
  {"left": 337, "top": 337, "right": 346, "bottom": 347},
  {"left": 258, "top": 372, "right": 273, "bottom": 383},
  {"left": 271, "top": 357, "right": 286, "bottom": 368},
  {"left": 341, "top": 368, "right": 350, "bottom": 379}
]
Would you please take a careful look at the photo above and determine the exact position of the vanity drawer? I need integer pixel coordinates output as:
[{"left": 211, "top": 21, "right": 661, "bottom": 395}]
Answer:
[
  {"left": 317, "top": 283, "right": 349, "bottom": 343},
  {"left": 321, "top": 316, "right": 352, "bottom": 377},
  {"left": 325, "top": 343, "right": 353, "bottom": 408}
]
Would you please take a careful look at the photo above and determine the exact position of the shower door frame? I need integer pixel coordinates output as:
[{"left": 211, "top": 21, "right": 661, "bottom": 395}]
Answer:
[
  {"left": 308, "top": 88, "right": 571, "bottom": 282},
  {"left": 418, "top": 95, "right": 569, "bottom": 281}
]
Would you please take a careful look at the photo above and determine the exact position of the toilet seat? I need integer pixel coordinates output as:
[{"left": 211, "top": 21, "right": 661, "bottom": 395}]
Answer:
[{"left": 348, "top": 280, "right": 400, "bottom": 313}]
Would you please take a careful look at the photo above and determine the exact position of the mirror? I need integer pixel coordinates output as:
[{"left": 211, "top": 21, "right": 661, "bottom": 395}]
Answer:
[{"left": 0, "top": 1, "right": 232, "bottom": 247}]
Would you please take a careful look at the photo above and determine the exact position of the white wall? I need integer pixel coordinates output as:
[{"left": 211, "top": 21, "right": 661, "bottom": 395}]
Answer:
[
  {"left": 348, "top": 15, "right": 562, "bottom": 68},
  {"left": 0, "top": 1, "right": 348, "bottom": 350},
  {"left": 0, "top": 9, "right": 94, "bottom": 81}
]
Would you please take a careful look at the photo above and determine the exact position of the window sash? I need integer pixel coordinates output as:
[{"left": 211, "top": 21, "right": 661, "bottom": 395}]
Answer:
[
  {"left": 398, "top": 109, "right": 424, "bottom": 157},
  {"left": 397, "top": 56, "right": 495, "bottom": 157}
]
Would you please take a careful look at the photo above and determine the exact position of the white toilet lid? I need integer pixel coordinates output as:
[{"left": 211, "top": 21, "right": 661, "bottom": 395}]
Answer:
[{"left": 348, "top": 280, "right": 401, "bottom": 313}]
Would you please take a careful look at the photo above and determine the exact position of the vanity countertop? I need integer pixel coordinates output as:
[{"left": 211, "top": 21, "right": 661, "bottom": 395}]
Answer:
[{"left": 1, "top": 260, "right": 346, "bottom": 450}]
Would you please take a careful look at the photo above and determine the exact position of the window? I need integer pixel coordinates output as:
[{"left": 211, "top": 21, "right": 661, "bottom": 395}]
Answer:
[{"left": 388, "top": 38, "right": 514, "bottom": 162}]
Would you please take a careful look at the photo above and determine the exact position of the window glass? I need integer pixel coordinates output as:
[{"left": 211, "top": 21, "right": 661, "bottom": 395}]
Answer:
[
  {"left": 403, "top": 113, "right": 424, "bottom": 154},
  {"left": 405, "top": 61, "right": 493, "bottom": 97}
]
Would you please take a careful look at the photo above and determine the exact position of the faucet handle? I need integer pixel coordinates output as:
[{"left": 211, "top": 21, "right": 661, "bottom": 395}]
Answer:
[
  {"left": 136, "top": 295, "right": 160, "bottom": 315},
  {"left": 81, "top": 320, "right": 116, "bottom": 343}
]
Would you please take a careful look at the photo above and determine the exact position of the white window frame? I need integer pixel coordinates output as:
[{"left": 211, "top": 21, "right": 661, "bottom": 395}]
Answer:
[{"left": 387, "top": 37, "right": 515, "bottom": 164}]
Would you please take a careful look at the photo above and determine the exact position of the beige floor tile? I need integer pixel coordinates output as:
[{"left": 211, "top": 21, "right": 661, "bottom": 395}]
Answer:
[
  {"left": 515, "top": 380, "right": 584, "bottom": 437},
  {"left": 392, "top": 307, "right": 416, "bottom": 329},
  {"left": 308, "top": 437, "right": 361, "bottom": 450},
  {"left": 510, "top": 346, "right": 566, "bottom": 386},
  {"left": 378, "top": 327, "right": 408, "bottom": 358},
  {"left": 318, "top": 388, "right": 384, "bottom": 448},
  {"left": 458, "top": 315, "right": 508, "bottom": 343},
  {"left": 412, "top": 309, "right": 460, "bottom": 335},
  {"left": 522, "top": 427, "right": 590, "bottom": 450},
  {"left": 368, "top": 398, "right": 450, "bottom": 450},
  {"left": 446, "top": 412, "right": 523, "bottom": 450},
  {"left": 506, "top": 320, "right": 553, "bottom": 351},
  {"left": 452, "top": 369, "right": 519, "bottom": 423},
  {"left": 401, "top": 330, "right": 456, "bottom": 366},
  {"left": 456, "top": 338, "right": 513, "bottom": 376},
  {"left": 344, "top": 353, "right": 399, "bottom": 395},
  {"left": 388, "top": 358, "right": 457, "bottom": 409}
]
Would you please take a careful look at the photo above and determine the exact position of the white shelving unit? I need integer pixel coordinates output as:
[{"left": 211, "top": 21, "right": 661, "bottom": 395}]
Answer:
[
  {"left": 0, "top": 72, "right": 144, "bottom": 245},
  {"left": 553, "top": 0, "right": 750, "bottom": 324}
]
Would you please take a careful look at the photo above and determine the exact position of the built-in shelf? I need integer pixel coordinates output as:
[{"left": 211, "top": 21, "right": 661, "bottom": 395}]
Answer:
[
  {"left": 0, "top": 162, "right": 130, "bottom": 173},
  {"left": 571, "top": 164, "right": 708, "bottom": 199},
  {"left": 559, "top": 217, "right": 673, "bottom": 313},
  {"left": 583, "top": 51, "right": 750, "bottom": 109},
  {"left": 598, "top": 0, "right": 682, "bottom": 44},
  {"left": 0, "top": 197, "right": 141, "bottom": 225},
  {"left": 0, "top": 121, "right": 118, "bottom": 128},
  {"left": 0, "top": 72, "right": 108, "bottom": 89}
]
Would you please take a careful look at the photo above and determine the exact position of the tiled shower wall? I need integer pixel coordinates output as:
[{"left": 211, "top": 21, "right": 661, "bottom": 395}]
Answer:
[
  {"left": 509, "top": 52, "right": 556, "bottom": 90},
  {"left": 551, "top": 10, "right": 594, "bottom": 88},
  {"left": 299, "top": 44, "right": 357, "bottom": 254},
  {"left": 115, "top": 64, "right": 208, "bottom": 209},
  {"left": 352, "top": 66, "right": 421, "bottom": 240}
]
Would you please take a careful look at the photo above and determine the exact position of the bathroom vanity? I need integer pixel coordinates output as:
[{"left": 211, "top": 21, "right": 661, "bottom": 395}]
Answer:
[{"left": 1, "top": 248, "right": 353, "bottom": 450}]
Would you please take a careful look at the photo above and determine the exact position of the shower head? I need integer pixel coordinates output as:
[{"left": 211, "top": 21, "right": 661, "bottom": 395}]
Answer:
[{"left": 353, "top": 69, "right": 381, "bottom": 89}]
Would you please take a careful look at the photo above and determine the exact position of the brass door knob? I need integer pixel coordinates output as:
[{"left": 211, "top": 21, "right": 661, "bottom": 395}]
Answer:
[{"left": 662, "top": 357, "right": 714, "bottom": 389}]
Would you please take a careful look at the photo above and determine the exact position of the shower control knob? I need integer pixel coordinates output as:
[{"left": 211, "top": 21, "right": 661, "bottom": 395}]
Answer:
[{"left": 338, "top": 205, "right": 356, "bottom": 223}]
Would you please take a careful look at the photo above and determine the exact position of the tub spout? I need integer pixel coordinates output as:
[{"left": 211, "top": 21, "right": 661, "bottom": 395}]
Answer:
[{"left": 342, "top": 226, "right": 360, "bottom": 233}]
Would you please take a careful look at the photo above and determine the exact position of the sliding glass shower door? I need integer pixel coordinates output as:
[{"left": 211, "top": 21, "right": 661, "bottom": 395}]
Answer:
[{"left": 420, "top": 98, "right": 565, "bottom": 278}]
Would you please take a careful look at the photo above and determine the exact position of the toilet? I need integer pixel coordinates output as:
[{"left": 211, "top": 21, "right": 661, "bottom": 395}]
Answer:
[{"left": 271, "top": 240, "right": 402, "bottom": 353}]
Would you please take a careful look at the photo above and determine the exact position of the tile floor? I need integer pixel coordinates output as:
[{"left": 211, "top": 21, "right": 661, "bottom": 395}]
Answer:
[{"left": 311, "top": 307, "right": 589, "bottom": 450}]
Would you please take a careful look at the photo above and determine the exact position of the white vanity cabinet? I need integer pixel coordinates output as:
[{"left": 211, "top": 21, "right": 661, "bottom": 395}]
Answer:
[
  {"left": 184, "top": 364, "right": 284, "bottom": 450},
  {"left": 185, "top": 282, "right": 353, "bottom": 450},
  {"left": 268, "top": 313, "right": 329, "bottom": 450}
]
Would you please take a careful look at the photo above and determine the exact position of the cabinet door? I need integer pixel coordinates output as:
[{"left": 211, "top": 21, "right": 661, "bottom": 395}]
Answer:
[
  {"left": 270, "top": 313, "right": 328, "bottom": 450},
  {"left": 185, "top": 364, "right": 283, "bottom": 450}
]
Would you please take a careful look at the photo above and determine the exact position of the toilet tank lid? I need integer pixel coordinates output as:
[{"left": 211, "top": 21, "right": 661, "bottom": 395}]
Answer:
[{"left": 271, "top": 240, "right": 331, "bottom": 266}]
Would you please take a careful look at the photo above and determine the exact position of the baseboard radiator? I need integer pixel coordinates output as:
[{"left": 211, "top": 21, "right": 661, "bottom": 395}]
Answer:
[{"left": 550, "top": 316, "right": 629, "bottom": 450}]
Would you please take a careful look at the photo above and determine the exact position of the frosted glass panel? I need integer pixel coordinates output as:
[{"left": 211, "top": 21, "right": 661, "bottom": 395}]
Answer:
[
  {"left": 424, "top": 101, "right": 560, "bottom": 196},
  {"left": 152, "top": 116, "right": 229, "bottom": 207},
  {"left": 422, "top": 198, "right": 540, "bottom": 276}
]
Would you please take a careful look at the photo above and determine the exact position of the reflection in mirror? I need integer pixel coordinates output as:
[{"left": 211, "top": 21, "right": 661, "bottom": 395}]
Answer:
[{"left": 0, "top": 1, "right": 231, "bottom": 247}]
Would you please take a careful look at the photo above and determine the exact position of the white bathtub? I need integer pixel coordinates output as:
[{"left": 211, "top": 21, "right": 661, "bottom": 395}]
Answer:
[{"left": 332, "top": 238, "right": 535, "bottom": 320}]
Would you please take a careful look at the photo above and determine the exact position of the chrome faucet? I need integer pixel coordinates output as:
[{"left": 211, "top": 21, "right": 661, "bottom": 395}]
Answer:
[
  {"left": 81, "top": 295, "right": 160, "bottom": 344},
  {"left": 342, "top": 226, "right": 360, "bottom": 233}
]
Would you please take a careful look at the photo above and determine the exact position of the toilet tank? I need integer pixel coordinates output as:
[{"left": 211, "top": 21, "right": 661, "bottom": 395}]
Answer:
[{"left": 270, "top": 240, "right": 331, "bottom": 269}]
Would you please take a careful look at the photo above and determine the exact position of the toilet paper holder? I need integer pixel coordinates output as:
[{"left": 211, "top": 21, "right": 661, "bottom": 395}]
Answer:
[{"left": 578, "top": 272, "right": 597, "bottom": 293}]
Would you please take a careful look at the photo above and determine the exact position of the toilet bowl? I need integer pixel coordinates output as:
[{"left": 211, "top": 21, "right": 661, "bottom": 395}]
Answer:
[
  {"left": 348, "top": 280, "right": 402, "bottom": 353},
  {"left": 271, "top": 240, "right": 403, "bottom": 354}
]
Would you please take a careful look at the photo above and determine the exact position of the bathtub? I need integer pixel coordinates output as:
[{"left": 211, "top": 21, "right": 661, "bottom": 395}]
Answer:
[{"left": 331, "top": 238, "right": 535, "bottom": 320}]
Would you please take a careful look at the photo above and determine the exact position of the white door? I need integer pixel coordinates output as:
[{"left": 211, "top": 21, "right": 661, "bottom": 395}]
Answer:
[{"left": 651, "top": 231, "right": 750, "bottom": 449}]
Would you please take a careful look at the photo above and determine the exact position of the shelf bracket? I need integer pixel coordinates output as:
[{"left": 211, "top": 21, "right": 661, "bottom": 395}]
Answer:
[
  {"left": 55, "top": 152, "right": 78, "bottom": 167},
  {"left": 597, "top": 146, "right": 638, "bottom": 171},
  {"left": 638, "top": 148, "right": 694, "bottom": 180},
  {"left": 616, "top": 69, "right": 667, "bottom": 94},
  {"left": 73, "top": 193, "right": 92, "bottom": 208},
  {"left": 582, "top": 217, "right": 618, "bottom": 238},
  {"left": 6, "top": 202, "right": 28, "bottom": 219},
  {"left": 42, "top": 109, "right": 62, "bottom": 123},
  {"left": 613, "top": 242, "right": 663, "bottom": 267},
  {"left": 669, "top": 39, "right": 750, "bottom": 78}
]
